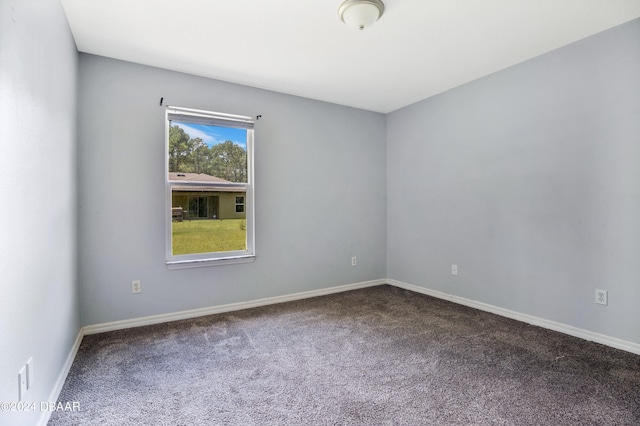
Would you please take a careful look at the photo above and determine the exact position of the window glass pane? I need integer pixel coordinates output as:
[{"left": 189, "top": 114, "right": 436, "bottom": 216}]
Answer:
[
  {"left": 168, "top": 122, "right": 247, "bottom": 183},
  {"left": 168, "top": 121, "right": 248, "bottom": 255},
  {"left": 171, "top": 189, "right": 247, "bottom": 255}
]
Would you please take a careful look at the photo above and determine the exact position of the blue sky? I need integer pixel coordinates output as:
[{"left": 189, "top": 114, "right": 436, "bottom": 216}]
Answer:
[{"left": 174, "top": 122, "right": 247, "bottom": 150}]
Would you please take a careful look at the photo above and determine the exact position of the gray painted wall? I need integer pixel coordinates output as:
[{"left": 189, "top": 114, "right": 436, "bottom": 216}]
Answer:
[
  {"left": 0, "top": 0, "right": 79, "bottom": 424},
  {"left": 77, "top": 54, "right": 387, "bottom": 326},
  {"left": 387, "top": 19, "right": 640, "bottom": 345}
]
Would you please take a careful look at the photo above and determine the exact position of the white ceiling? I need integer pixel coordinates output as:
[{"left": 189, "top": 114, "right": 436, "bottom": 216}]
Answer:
[{"left": 61, "top": 0, "right": 640, "bottom": 113}]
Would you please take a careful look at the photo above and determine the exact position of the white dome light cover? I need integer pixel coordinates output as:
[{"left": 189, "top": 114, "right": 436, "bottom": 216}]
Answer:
[{"left": 338, "top": 0, "right": 385, "bottom": 30}]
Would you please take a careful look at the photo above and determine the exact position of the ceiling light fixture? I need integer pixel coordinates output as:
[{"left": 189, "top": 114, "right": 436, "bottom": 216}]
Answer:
[{"left": 338, "top": 0, "right": 385, "bottom": 30}]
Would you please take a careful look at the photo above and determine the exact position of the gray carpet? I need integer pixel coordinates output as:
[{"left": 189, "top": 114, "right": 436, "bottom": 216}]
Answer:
[{"left": 49, "top": 285, "right": 640, "bottom": 425}]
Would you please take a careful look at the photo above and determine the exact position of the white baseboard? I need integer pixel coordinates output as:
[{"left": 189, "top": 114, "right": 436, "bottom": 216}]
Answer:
[
  {"left": 83, "top": 277, "right": 640, "bottom": 354},
  {"left": 83, "top": 279, "right": 386, "bottom": 335},
  {"left": 37, "top": 328, "right": 84, "bottom": 426},
  {"left": 387, "top": 279, "right": 640, "bottom": 356}
]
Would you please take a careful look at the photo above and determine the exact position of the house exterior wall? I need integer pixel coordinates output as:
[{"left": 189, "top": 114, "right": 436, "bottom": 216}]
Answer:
[
  {"left": 219, "top": 193, "right": 245, "bottom": 220},
  {"left": 172, "top": 191, "right": 246, "bottom": 220}
]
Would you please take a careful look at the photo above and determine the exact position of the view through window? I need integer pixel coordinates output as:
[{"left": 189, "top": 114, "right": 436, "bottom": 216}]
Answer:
[{"left": 166, "top": 107, "right": 254, "bottom": 263}]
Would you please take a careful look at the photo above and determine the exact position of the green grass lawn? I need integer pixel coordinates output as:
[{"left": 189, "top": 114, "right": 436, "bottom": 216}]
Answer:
[{"left": 172, "top": 219, "right": 246, "bottom": 255}]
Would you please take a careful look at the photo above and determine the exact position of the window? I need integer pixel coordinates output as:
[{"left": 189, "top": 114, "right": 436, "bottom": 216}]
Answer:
[
  {"left": 235, "top": 196, "right": 245, "bottom": 213},
  {"left": 165, "top": 106, "right": 255, "bottom": 268}
]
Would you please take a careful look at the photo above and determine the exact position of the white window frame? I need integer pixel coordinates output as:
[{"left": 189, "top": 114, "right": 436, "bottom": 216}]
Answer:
[{"left": 165, "top": 106, "right": 255, "bottom": 269}]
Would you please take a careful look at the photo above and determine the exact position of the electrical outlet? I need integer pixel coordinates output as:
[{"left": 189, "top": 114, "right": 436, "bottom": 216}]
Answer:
[
  {"left": 18, "top": 366, "right": 27, "bottom": 401},
  {"left": 451, "top": 264, "right": 458, "bottom": 275},
  {"left": 351, "top": 257, "right": 357, "bottom": 267},
  {"left": 132, "top": 280, "right": 141, "bottom": 294},
  {"left": 595, "top": 289, "right": 608, "bottom": 305}
]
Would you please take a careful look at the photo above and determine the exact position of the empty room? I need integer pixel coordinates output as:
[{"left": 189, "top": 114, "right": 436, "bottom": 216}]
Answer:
[{"left": 1, "top": 1, "right": 639, "bottom": 425}]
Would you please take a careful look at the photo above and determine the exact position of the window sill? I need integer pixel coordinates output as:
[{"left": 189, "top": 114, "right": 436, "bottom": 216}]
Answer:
[{"left": 166, "top": 255, "right": 255, "bottom": 270}]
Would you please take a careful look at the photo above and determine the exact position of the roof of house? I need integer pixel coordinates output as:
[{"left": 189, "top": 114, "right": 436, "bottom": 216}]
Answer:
[
  {"left": 169, "top": 172, "right": 245, "bottom": 193},
  {"left": 169, "top": 172, "right": 232, "bottom": 183}
]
